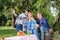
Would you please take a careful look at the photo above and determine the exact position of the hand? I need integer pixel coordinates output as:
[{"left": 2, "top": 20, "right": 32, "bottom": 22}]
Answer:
[{"left": 35, "top": 24, "right": 39, "bottom": 28}]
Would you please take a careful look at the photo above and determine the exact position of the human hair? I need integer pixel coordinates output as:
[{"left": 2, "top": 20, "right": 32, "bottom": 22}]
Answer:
[
  {"left": 37, "top": 12, "right": 43, "bottom": 16},
  {"left": 25, "top": 9, "right": 32, "bottom": 13},
  {"left": 31, "top": 15, "right": 38, "bottom": 20}
]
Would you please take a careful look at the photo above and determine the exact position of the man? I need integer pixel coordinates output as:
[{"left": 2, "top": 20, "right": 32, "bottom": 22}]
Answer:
[{"left": 37, "top": 12, "right": 50, "bottom": 40}]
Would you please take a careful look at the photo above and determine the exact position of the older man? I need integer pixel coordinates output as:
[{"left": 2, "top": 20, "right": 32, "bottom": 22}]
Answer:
[{"left": 37, "top": 12, "right": 50, "bottom": 40}]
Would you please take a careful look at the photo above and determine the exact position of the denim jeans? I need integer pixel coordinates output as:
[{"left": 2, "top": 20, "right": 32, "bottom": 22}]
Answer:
[
  {"left": 27, "top": 28, "right": 39, "bottom": 40},
  {"left": 32, "top": 28, "right": 39, "bottom": 40},
  {"left": 16, "top": 24, "right": 22, "bottom": 32},
  {"left": 40, "top": 26, "right": 49, "bottom": 40}
]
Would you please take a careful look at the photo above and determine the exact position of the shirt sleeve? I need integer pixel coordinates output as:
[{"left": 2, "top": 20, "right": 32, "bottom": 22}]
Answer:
[
  {"left": 42, "top": 18, "right": 50, "bottom": 29},
  {"left": 33, "top": 20, "right": 37, "bottom": 24}
]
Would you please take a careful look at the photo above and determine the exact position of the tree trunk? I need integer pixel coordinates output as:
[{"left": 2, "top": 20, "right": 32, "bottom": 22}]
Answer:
[{"left": 12, "top": 15, "right": 15, "bottom": 28}]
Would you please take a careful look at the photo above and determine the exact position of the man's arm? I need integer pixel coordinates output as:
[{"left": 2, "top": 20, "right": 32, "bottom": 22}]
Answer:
[{"left": 42, "top": 18, "right": 50, "bottom": 29}]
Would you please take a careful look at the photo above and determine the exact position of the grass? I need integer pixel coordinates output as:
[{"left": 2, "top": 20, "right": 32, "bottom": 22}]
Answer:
[
  {"left": 0, "top": 26, "right": 60, "bottom": 40},
  {"left": 0, "top": 27, "right": 16, "bottom": 38}
]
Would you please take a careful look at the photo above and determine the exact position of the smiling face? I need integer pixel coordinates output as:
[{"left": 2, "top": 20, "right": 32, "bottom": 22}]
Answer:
[
  {"left": 31, "top": 16, "right": 34, "bottom": 20},
  {"left": 37, "top": 12, "right": 43, "bottom": 20},
  {"left": 28, "top": 12, "right": 32, "bottom": 17}
]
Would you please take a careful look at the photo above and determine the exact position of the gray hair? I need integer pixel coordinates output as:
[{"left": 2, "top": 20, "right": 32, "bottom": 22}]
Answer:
[{"left": 37, "top": 12, "right": 43, "bottom": 16}]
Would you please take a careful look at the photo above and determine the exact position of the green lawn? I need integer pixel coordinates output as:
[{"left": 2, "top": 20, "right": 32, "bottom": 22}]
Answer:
[
  {"left": 0, "top": 27, "right": 60, "bottom": 40},
  {"left": 0, "top": 27, "right": 16, "bottom": 38}
]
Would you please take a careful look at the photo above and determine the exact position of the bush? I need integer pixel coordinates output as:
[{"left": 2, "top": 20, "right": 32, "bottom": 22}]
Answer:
[
  {"left": 54, "top": 21, "right": 60, "bottom": 33},
  {"left": 5, "top": 20, "right": 12, "bottom": 26}
]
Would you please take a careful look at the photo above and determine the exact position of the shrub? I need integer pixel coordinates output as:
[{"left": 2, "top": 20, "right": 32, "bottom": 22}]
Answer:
[{"left": 5, "top": 20, "right": 12, "bottom": 26}]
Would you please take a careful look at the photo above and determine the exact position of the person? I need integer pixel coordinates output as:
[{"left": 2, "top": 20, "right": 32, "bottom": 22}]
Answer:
[
  {"left": 26, "top": 11, "right": 39, "bottom": 40},
  {"left": 15, "top": 10, "right": 31, "bottom": 33},
  {"left": 31, "top": 16, "right": 39, "bottom": 40},
  {"left": 37, "top": 12, "right": 50, "bottom": 40},
  {"left": 15, "top": 15, "right": 23, "bottom": 33},
  {"left": 25, "top": 10, "right": 29, "bottom": 16},
  {"left": 12, "top": 9, "right": 18, "bottom": 28},
  {"left": 25, "top": 11, "right": 33, "bottom": 33}
]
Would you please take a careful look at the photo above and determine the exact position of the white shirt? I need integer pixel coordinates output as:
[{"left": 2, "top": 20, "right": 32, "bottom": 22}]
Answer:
[{"left": 16, "top": 13, "right": 27, "bottom": 25}]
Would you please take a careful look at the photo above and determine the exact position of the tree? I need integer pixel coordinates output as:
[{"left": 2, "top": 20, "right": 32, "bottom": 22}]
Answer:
[
  {"left": 0, "top": 0, "right": 60, "bottom": 30},
  {"left": 51, "top": 0, "right": 60, "bottom": 32}
]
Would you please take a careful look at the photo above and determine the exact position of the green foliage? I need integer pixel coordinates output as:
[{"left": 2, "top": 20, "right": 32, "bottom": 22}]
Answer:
[
  {"left": 54, "top": 21, "right": 60, "bottom": 32},
  {"left": 3, "top": 8, "right": 12, "bottom": 19},
  {"left": 5, "top": 20, "right": 12, "bottom": 26},
  {"left": 53, "top": 31, "right": 60, "bottom": 40},
  {"left": 0, "top": 27, "right": 16, "bottom": 38},
  {"left": 0, "top": 0, "right": 60, "bottom": 31}
]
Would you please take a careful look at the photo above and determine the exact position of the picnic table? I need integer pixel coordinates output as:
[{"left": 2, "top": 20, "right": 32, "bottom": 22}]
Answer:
[{"left": 4, "top": 34, "right": 37, "bottom": 40}]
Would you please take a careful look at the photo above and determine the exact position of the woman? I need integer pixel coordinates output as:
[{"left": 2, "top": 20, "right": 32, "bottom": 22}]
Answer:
[
  {"left": 26, "top": 11, "right": 33, "bottom": 34},
  {"left": 26, "top": 11, "right": 39, "bottom": 40}
]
